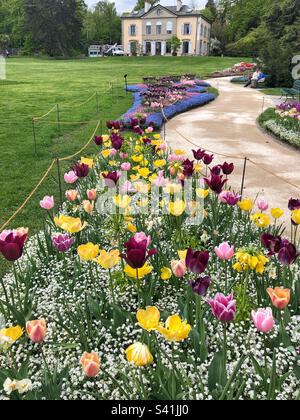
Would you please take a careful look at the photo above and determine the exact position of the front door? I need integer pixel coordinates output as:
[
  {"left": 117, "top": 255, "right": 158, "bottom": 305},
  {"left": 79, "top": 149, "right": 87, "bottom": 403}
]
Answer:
[
  {"left": 183, "top": 41, "right": 189, "bottom": 55},
  {"left": 155, "top": 42, "right": 162, "bottom": 56}
]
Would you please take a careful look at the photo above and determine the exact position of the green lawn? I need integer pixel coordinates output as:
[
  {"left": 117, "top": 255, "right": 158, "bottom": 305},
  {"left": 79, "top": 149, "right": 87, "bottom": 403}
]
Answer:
[
  {"left": 0, "top": 55, "right": 247, "bottom": 273},
  {"left": 261, "top": 88, "right": 283, "bottom": 96}
]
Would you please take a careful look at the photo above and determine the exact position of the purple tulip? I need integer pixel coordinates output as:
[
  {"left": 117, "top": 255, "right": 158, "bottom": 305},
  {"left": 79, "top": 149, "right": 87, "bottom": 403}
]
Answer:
[
  {"left": 261, "top": 233, "right": 282, "bottom": 256},
  {"left": 120, "top": 236, "right": 157, "bottom": 269},
  {"left": 190, "top": 276, "right": 211, "bottom": 297},
  {"left": 219, "top": 191, "right": 240, "bottom": 206},
  {"left": 278, "top": 240, "right": 299, "bottom": 266},
  {"left": 52, "top": 234, "right": 74, "bottom": 252},
  {"left": 0, "top": 229, "right": 28, "bottom": 262},
  {"left": 94, "top": 135, "right": 103, "bottom": 146},
  {"left": 192, "top": 149, "right": 205, "bottom": 161},
  {"left": 186, "top": 248, "right": 210, "bottom": 275},
  {"left": 203, "top": 153, "right": 214, "bottom": 165},
  {"left": 102, "top": 171, "right": 120, "bottom": 188},
  {"left": 207, "top": 293, "right": 236, "bottom": 323},
  {"left": 73, "top": 163, "right": 90, "bottom": 178},
  {"left": 107, "top": 120, "right": 121, "bottom": 130},
  {"left": 210, "top": 165, "right": 222, "bottom": 176},
  {"left": 288, "top": 198, "right": 300, "bottom": 211},
  {"left": 111, "top": 134, "right": 124, "bottom": 150},
  {"left": 222, "top": 162, "right": 234, "bottom": 175},
  {"left": 183, "top": 159, "right": 195, "bottom": 178},
  {"left": 204, "top": 174, "right": 227, "bottom": 194}
]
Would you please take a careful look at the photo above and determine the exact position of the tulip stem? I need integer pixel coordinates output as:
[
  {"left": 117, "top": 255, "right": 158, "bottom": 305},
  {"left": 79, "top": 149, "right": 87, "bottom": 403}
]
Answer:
[
  {"left": 223, "top": 324, "right": 227, "bottom": 373},
  {"left": 12, "top": 263, "right": 22, "bottom": 308},
  {"left": 0, "top": 277, "right": 10, "bottom": 317},
  {"left": 41, "top": 347, "right": 52, "bottom": 378},
  {"left": 108, "top": 269, "right": 116, "bottom": 305},
  {"left": 263, "top": 335, "right": 268, "bottom": 373}
]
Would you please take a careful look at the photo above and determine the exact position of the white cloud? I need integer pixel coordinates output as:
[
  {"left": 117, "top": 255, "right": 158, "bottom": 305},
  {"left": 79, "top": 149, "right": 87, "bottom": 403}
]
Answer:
[{"left": 85, "top": 0, "right": 207, "bottom": 14}]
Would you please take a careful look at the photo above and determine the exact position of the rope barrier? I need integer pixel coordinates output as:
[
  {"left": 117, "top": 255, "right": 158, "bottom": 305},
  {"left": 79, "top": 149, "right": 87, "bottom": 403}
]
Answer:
[
  {"left": 0, "top": 159, "right": 56, "bottom": 231},
  {"left": 62, "top": 92, "right": 97, "bottom": 109},
  {"left": 34, "top": 119, "right": 101, "bottom": 125},
  {"left": 172, "top": 122, "right": 300, "bottom": 191},
  {"left": 33, "top": 105, "right": 57, "bottom": 121},
  {"left": 0, "top": 120, "right": 101, "bottom": 231}
]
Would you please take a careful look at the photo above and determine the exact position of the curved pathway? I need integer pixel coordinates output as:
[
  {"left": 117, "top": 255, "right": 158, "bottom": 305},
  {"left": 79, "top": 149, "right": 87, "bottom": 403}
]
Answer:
[{"left": 166, "top": 77, "right": 300, "bottom": 227}]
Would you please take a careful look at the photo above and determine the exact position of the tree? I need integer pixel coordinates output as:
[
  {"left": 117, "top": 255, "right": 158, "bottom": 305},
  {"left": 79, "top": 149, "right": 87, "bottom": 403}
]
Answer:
[
  {"left": 22, "top": 0, "right": 86, "bottom": 57},
  {"left": 205, "top": 0, "right": 217, "bottom": 20},
  {"left": 86, "top": 1, "right": 121, "bottom": 45},
  {"left": 134, "top": 0, "right": 159, "bottom": 11},
  {"left": 169, "top": 36, "right": 181, "bottom": 56}
]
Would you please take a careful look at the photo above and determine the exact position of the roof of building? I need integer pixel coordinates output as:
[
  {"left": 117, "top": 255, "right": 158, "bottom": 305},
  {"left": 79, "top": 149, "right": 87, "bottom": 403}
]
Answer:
[{"left": 121, "top": 4, "right": 211, "bottom": 23}]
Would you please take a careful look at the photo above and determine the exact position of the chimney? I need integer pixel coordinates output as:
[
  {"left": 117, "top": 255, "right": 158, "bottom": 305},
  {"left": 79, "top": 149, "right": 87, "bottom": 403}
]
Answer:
[
  {"left": 177, "top": 0, "right": 183, "bottom": 12},
  {"left": 145, "top": 1, "right": 151, "bottom": 12}
]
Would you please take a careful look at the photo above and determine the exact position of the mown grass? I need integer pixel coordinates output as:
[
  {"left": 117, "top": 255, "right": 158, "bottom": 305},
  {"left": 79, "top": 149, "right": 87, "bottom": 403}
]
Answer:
[{"left": 0, "top": 55, "right": 247, "bottom": 274}]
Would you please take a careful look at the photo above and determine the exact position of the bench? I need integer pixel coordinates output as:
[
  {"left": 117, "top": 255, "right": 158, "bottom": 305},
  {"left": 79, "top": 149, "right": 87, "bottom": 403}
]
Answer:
[
  {"left": 231, "top": 75, "right": 271, "bottom": 88},
  {"left": 281, "top": 80, "right": 300, "bottom": 101}
]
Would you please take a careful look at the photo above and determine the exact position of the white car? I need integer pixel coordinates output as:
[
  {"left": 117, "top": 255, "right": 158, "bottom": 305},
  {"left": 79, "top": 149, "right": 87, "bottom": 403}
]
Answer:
[{"left": 106, "top": 47, "right": 125, "bottom": 57}]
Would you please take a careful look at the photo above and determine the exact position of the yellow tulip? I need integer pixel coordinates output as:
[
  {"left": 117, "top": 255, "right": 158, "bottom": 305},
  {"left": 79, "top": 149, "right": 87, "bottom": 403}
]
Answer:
[
  {"left": 54, "top": 215, "right": 87, "bottom": 234},
  {"left": 193, "top": 163, "right": 203, "bottom": 173},
  {"left": 101, "top": 149, "right": 111, "bottom": 159},
  {"left": 95, "top": 250, "right": 120, "bottom": 269},
  {"left": 127, "top": 222, "right": 137, "bottom": 233},
  {"left": 160, "top": 267, "right": 172, "bottom": 281},
  {"left": 174, "top": 149, "right": 186, "bottom": 156},
  {"left": 124, "top": 263, "right": 152, "bottom": 280},
  {"left": 178, "top": 250, "right": 188, "bottom": 261},
  {"left": 113, "top": 195, "right": 132, "bottom": 209},
  {"left": 157, "top": 315, "right": 191, "bottom": 342},
  {"left": 132, "top": 154, "right": 144, "bottom": 163},
  {"left": 168, "top": 200, "right": 186, "bottom": 217},
  {"left": 251, "top": 213, "right": 271, "bottom": 228},
  {"left": 125, "top": 342, "right": 154, "bottom": 367},
  {"left": 292, "top": 209, "right": 300, "bottom": 225},
  {"left": 77, "top": 243, "right": 99, "bottom": 261},
  {"left": 138, "top": 168, "right": 151, "bottom": 179},
  {"left": 81, "top": 157, "right": 94, "bottom": 168},
  {"left": 136, "top": 306, "right": 160, "bottom": 331},
  {"left": 0, "top": 326, "right": 23, "bottom": 350},
  {"left": 196, "top": 188, "right": 209, "bottom": 199},
  {"left": 164, "top": 183, "right": 182, "bottom": 195},
  {"left": 154, "top": 159, "right": 166, "bottom": 168},
  {"left": 238, "top": 198, "right": 254, "bottom": 212},
  {"left": 271, "top": 208, "right": 284, "bottom": 219}
]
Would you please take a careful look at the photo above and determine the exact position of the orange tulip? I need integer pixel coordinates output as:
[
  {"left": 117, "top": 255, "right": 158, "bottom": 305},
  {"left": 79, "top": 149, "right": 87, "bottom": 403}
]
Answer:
[
  {"left": 26, "top": 319, "right": 46, "bottom": 343},
  {"left": 267, "top": 287, "right": 290, "bottom": 310},
  {"left": 80, "top": 352, "right": 100, "bottom": 378}
]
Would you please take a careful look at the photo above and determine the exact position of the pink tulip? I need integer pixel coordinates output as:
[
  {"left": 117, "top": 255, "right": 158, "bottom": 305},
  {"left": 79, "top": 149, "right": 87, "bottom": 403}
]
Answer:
[
  {"left": 87, "top": 189, "right": 97, "bottom": 201},
  {"left": 40, "top": 196, "right": 54, "bottom": 210},
  {"left": 121, "top": 162, "right": 131, "bottom": 171},
  {"left": 110, "top": 148, "right": 118, "bottom": 157},
  {"left": 147, "top": 126, "right": 154, "bottom": 133},
  {"left": 80, "top": 352, "right": 100, "bottom": 378},
  {"left": 64, "top": 170, "right": 78, "bottom": 184},
  {"left": 257, "top": 200, "right": 269, "bottom": 212},
  {"left": 154, "top": 171, "right": 167, "bottom": 187},
  {"left": 120, "top": 152, "right": 129, "bottom": 159},
  {"left": 171, "top": 260, "right": 187, "bottom": 278},
  {"left": 207, "top": 293, "right": 236, "bottom": 323},
  {"left": 120, "top": 181, "right": 136, "bottom": 194},
  {"left": 26, "top": 320, "right": 47, "bottom": 343},
  {"left": 134, "top": 232, "right": 151, "bottom": 248},
  {"left": 252, "top": 308, "right": 275, "bottom": 334},
  {"left": 214, "top": 242, "right": 235, "bottom": 260}
]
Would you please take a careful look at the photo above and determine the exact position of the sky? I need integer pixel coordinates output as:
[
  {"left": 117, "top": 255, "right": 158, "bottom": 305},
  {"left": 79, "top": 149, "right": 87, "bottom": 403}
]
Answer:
[{"left": 86, "top": 1, "right": 207, "bottom": 14}]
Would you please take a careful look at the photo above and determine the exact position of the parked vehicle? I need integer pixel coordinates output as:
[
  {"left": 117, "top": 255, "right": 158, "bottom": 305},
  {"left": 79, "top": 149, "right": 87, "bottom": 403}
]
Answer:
[{"left": 105, "top": 44, "right": 125, "bottom": 56}]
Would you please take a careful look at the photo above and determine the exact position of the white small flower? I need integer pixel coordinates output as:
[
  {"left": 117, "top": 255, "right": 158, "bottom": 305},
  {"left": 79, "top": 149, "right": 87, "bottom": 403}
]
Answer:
[
  {"left": 16, "top": 379, "right": 32, "bottom": 394},
  {"left": 3, "top": 378, "right": 18, "bottom": 395}
]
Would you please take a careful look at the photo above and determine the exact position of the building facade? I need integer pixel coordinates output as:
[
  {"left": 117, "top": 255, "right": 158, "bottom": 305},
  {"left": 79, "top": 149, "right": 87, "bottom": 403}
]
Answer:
[{"left": 121, "top": 1, "right": 211, "bottom": 57}]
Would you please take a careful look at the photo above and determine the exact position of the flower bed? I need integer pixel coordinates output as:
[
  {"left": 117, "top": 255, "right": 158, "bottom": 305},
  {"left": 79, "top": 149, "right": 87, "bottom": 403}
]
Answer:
[
  {"left": 122, "top": 76, "right": 215, "bottom": 129},
  {"left": 0, "top": 122, "right": 300, "bottom": 401},
  {"left": 259, "top": 103, "right": 300, "bottom": 149},
  {"left": 209, "top": 62, "right": 256, "bottom": 78}
]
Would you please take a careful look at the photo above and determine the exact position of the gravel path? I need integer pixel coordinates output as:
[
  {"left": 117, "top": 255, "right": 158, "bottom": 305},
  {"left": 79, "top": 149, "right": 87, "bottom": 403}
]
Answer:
[{"left": 165, "top": 77, "right": 300, "bottom": 229}]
